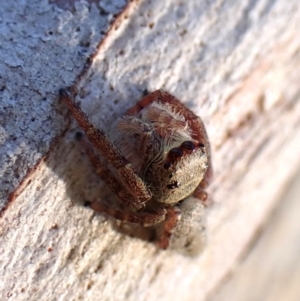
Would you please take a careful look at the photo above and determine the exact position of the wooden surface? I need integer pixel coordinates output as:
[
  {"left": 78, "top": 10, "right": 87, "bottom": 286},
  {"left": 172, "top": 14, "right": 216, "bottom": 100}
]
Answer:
[
  {"left": 1, "top": 0, "right": 300, "bottom": 300},
  {"left": 209, "top": 169, "right": 300, "bottom": 301}
]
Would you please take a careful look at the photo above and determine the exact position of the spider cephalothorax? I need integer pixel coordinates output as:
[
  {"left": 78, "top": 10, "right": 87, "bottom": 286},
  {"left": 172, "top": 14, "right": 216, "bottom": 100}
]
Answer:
[{"left": 60, "top": 89, "right": 212, "bottom": 255}]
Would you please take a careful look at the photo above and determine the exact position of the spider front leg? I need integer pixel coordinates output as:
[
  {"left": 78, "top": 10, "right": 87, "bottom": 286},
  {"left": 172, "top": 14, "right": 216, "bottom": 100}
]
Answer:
[
  {"left": 86, "top": 200, "right": 167, "bottom": 227},
  {"left": 192, "top": 186, "right": 211, "bottom": 207},
  {"left": 156, "top": 197, "right": 206, "bottom": 256},
  {"left": 76, "top": 133, "right": 144, "bottom": 210},
  {"left": 192, "top": 165, "right": 213, "bottom": 207},
  {"left": 157, "top": 207, "right": 181, "bottom": 249},
  {"left": 59, "top": 89, "right": 151, "bottom": 211}
]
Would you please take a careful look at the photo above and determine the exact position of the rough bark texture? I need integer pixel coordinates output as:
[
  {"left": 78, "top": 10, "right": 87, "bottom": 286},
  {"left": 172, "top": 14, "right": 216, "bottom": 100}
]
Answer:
[{"left": 1, "top": 0, "right": 300, "bottom": 300}]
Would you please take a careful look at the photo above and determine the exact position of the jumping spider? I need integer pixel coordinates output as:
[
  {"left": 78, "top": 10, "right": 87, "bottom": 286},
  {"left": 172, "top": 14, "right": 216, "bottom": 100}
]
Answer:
[{"left": 59, "top": 89, "right": 212, "bottom": 255}]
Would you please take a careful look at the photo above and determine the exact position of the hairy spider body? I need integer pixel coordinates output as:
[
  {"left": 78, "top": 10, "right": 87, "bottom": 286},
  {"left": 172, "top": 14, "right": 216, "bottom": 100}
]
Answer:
[
  {"left": 59, "top": 89, "right": 212, "bottom": 255},
  {"left": 113, "top": 93, "right": 209, "bottom": 204}
]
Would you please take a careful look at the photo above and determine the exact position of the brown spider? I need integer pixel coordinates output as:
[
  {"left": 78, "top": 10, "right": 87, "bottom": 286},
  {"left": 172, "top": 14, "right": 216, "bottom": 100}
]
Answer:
[{"left": 59, "top": 89, "right": 212, "bottom": 255}]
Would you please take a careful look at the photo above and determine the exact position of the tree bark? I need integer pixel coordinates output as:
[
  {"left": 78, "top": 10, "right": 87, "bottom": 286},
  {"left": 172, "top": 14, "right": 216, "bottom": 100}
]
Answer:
[{"left": 1, "top": 0, "right": 300, "bottom": 300}]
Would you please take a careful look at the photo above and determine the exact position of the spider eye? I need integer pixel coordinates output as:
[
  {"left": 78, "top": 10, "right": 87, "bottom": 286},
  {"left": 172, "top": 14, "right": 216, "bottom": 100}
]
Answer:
[
  {"left": 181, "top": 141, "right": 195, "bottom": 151},
  {"left": 198, "top": 142, "right": 205, "bottom": 148},
  {"left": 166, "top": 181, "right": 179, "bottom": 189},
  {"left": 168, "top": 147, "right": 183, "bottom": 160},
  {"left": 164, "top": 162, "right": 171, "bottom": 169}
]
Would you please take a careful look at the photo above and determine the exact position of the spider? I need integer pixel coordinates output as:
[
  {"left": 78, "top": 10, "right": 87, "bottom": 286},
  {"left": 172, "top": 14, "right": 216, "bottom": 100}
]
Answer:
[{"left": 59, "top": 89, "right": 212, "bottom": 255}]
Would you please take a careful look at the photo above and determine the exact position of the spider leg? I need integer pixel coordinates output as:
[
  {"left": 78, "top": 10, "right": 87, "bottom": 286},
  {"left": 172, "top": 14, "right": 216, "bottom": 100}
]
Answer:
[
  {"left": 192, "top": 185, "right": 212, "bottom": 207},
  {"left": 157, "top": 207, "right": 181, "bottom": 249},
  {"left": 86, "top": 200, "right": 167, "bottom": 227},
  {"left": 158, "top": 197, "right": 206, "bottom": 255},
  {"left": 59, "top": 89, "right": 152, "bottom": 210},
  {"left": 77, "top": 133, "right": 145, "bottom": 211}
]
